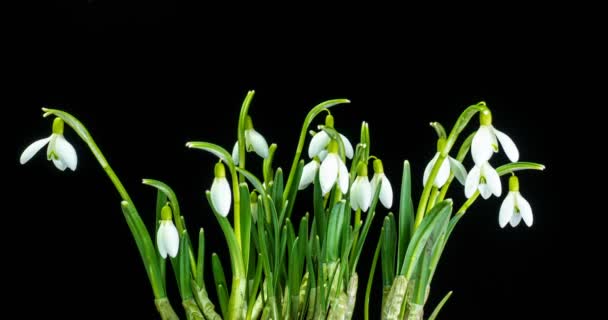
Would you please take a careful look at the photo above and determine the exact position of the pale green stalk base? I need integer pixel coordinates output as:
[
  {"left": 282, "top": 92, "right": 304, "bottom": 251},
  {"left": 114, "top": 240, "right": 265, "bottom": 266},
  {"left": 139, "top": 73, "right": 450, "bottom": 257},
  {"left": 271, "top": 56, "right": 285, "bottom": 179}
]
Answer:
[
  {"left": 155, "top": 298, "right": 179, "bottom": 320},
  {"left": 192, "top": 281, "right": 222, "bottom": 320},
  {"left": 382, "top": 275, "right": 408, "bottom": 320},
  {"left": 182, "top": 299, "right": 204, "bottom": 320}
]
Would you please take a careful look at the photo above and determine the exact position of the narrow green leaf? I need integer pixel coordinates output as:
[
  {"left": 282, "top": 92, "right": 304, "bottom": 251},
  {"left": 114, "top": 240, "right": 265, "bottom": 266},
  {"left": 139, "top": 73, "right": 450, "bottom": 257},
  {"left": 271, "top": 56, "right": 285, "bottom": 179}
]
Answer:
[
  {"left": 211, "top": 253, "right": 228, "bottom": 317},
  {"left": 239, "top": 183, "right": 252, "bottom": 276},
  {"left": 178, "top": 230, "right": 193, "bottom": 299},
  {"left": 284, "top": 159, "right": 304, "bottom": 220},
  {"left": 397, "top": 160, "right": 414, "bottom": 273},
  {"left": 428, "top": 291, "right": 453, "bottom": 320},
  {"left": 381, "top": 216, "right": 395, "bottom": 287},
  {"left": 496, "top": 161, "right": 546, "bottom": 175},
  {"left": 263, "top": 143, "right": 278, "bottom": 184},
  {"left": 272, "top": 168, "right": 284, "bottom": 213},
  {"left": 400, "top": 200, "right": 452, "bottom": 278},
  {"left": 185, "top": 141, "right": 234, "bottom": 167},
  {"left": 364, "top": 229, "right": 383, "bottom": 320},
  {"left": 326, "top": 201, "right": 346, "bottom": 261},
  {"left": 196, "top": 229, "right": 205, "bottom": 287},
  {"left": 313, "top": 170, "right": 326, "bottom": 244}
]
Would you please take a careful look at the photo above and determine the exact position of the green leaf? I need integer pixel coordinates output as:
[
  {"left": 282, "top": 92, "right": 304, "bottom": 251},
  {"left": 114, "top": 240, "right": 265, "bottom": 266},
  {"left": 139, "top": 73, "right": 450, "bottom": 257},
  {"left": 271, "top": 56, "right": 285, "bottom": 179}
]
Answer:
[
  {"left": 272, "top": 168, "right": 284, "bottom": 214},
  {"left": 178, "top": 230, "right": 194, "bottom": 299},
  {"left": 428, "top": 291, "right": 453, "bottom": 320},
  {"left": 444, "top": 102, "right": 488, "bottom": 153},
  {"left": 313, "top": 169, "right": 327, "bottom": 244},
  {"left": 497, "top": 162, "right": 546, "bottom": 175},
  {"left": 397, "top": 160, "right": 414, "bottom": 271},
  {"left": 263, "top": 143, "right": 278, "bottom": 184},
  {"left": 360, "top": 121, "right": 370, "bottom": 161},
  {"left": 196, "top": 229, "right": 205, "bottom": 287},
  {"left": 400, "top": 200, "right": 452, "bottom": 278},
  {"left": 364, "top": 229, "right": 383, "bottom": 320},
  {"left": 185, "top": 141, "right": 234, "bottom": 167},
  {"left": 283, "top": 159, "right": 304, "bottom": 220},
  {"left": 211, "top": 253, "right": 228, "bottom": 318},
  {"left": 326, "top": 201, "right": 346, "bottom": 261},
  {"left": 142, "top": 179, "right": 183, "bottom": 233},
  {"left": 237, "top": 90, "right": 255, "bottom": 179},
  {"left": 239, "top": 183, "right": 251, "bottom": 276},
  {"left": 381, "top": 215, "right": 396, "bottom": 286},
  {"left": 120, "top": 200, "right": 164, "bottom": 298}
]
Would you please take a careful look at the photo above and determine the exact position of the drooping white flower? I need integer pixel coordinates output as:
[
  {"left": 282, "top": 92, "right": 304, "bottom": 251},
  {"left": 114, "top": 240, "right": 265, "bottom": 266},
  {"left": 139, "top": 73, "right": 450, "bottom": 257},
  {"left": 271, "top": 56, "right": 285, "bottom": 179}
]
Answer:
[
  {"left": 157, "top": 204, "right": 179, "bottom": 259},
  {"left": 350, "top": 163, "right": 372, "bottom": 212},
  {"left": 308, "top": 114, "right": 354, "bottom": 159},
  {"left": 20, "top": 118, "right": 77, "bottom": 171},
  {"left": 231, "top": 116, "right": 269, "bottom": 165},
  {"left": 464, "top": 161, "right": 502, "bottom": 199},
  {"left": 471, "top": 110, "right": 519, "bottom": 165},
  {"left": 210, "top": 162, "right": 232, "bottom": 217},
  {"left": 298, "top": 158, "right": 320, "bottom": 190},
  {"left": 370, "top": 159, "right": 393, "bottom": 209},
  {"left": 319, "top": 140, "right": 349, "bottom": 196},
  {"left": 499, "top": 175, "right": 533, "bottom": 228},
  {"left": 423, "top": 152, "right": 468, "bottom": 188}
]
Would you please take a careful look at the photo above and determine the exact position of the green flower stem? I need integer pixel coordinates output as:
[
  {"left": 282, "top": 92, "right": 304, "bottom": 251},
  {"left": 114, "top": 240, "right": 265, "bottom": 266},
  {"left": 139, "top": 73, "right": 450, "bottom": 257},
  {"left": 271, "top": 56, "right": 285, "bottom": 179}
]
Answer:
[
  {"left": 426, "top": 187, "right": 439, "bottom": 214},
  {"left": 282, "top": 99, "right": 350, "bottom": 216},
  {"left": 42, "top": 109, "right": 166, "bottom": 298},
  {"left": 414, "top": 102, "right": 489, "bottom": 229}
]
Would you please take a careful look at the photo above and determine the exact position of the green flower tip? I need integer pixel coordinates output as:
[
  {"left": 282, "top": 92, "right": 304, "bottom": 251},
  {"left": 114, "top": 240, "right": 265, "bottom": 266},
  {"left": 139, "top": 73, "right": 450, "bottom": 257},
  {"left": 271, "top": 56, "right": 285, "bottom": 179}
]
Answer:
[
  {"left": 373, "top": 159, "right": 384, "bottom": 174},
  {"left": 327, "top": 139, "right": 339, "bottom": 153},
  {"left": 250, "top": 190, "right": 258, "bottom": 203},
  {"left": 52, "top": 117, "right": 64, "bottom": 134},
  {"left": 480, "top": 109, "right": 492, "bottom": 126},
  {"left": 245, "top": 115, "right": 254, "bottom": 130},
  {"left": 214, "top": 162, "right": 226, "bottom": 178},
  {"left": 325, "top": 114, "right": 334, "bottom": 128},
  {"left": 356, "top": 161, "right": 368, "bottom": 177},
  {"left": 509, "top": 175, "right": 519, "bottom": 192},
  {"left": 161, "top": 203, "right": 173, "bottom": 221}
]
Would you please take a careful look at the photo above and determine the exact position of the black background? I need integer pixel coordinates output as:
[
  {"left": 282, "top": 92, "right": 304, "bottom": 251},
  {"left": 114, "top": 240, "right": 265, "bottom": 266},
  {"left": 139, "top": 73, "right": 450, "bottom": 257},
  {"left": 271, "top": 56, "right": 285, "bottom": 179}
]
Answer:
[{"left": 7, "top": 2, "right": 592, "bottom": 319}]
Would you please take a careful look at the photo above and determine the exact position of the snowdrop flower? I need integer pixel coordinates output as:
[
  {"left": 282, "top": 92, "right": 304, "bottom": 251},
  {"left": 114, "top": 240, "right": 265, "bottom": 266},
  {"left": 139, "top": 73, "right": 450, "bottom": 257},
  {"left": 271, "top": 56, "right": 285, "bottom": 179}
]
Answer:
[
  {"left": 370, "top": 159, "right": 393, "bottom": 209},
  {"left": 308, "top": 114, "right": 354, "bottom": 160},
  {"left": 464, "top": 161, "right": 502, "bottom": 199},
  {"left": 298, "top": 157, "right": 320, "bottom": 190},
  {"left": 499, "top": 175, "right": 533, "bottom": 228},
  {"left": 20, "top": 118, "right": 77, "bottom": 171},
  {"left": 471, "top": 109, "right": 519, "bottom": 165},
  {"left": 423, "top": 152, "right": 467, "bottom": 188},
  {"left": 231, "top": 115, "right": 269, "bottom": 165},
  {"left": 157, "top": 203, "right": 179, "bottom": 259},
  {"left": 319, "top": 140, "right": 350, "bottom": 196},
  {"left": 210, "top": 162, "right": 232, "bottom": 217},
  {"left": 350, "top": 162, "right": 372, "bottom": 212}
]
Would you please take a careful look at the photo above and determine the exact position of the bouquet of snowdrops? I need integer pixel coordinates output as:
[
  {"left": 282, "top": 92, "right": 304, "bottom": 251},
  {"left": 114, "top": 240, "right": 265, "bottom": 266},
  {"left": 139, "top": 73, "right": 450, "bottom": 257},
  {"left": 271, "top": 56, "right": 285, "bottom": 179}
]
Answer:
[{"left": 20, "top": 91, "right": 544, "bottom": 319}]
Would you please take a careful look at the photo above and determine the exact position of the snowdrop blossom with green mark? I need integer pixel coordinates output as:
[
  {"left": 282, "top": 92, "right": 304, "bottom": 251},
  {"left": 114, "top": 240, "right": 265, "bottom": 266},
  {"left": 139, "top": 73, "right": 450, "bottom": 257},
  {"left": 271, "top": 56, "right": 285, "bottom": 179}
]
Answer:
[
  {"left": 471, "top": 109, "right": 519, "bottom": 165},
  {"left": 20, "top": 117, "right": 77, "bottom": 171},
  {"left": 232, "top": 115, "right": 269, "bottom": 165},
  {"left": 21, "top": 95, "right": 544, "bottom": 320},
  {"left": 499, "top": 175, "right": 533, "bottom": 228},
  {"left": 157, "top": 203, "right": 179, "bottom": 259}
]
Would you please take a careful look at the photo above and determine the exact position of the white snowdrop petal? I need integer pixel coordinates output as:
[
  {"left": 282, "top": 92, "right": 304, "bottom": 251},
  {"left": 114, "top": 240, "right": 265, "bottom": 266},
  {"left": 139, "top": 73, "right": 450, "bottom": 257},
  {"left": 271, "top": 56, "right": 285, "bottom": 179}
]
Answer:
[
  {"left": 318, "top": 150, "right": 328, "bottom": 161},
  {"left": 231, "top": 141, "right": 240, "bottom": 165},
  {"left": 423, "top": 153, "right": 438, "bottom": 186},
  {"left": 247, "top": 129, "right": 269, "bottom": 159},
  {"left": 20, "top": 137, "right": 51, "bottom": 164},
  {"left": 299, "top": 161, "right": 319, "bottom": 190},
  {"left": 478, "top": 183, "right": 492, "bottom": 199},
  {"left": 164, "top": 222, "right": 180, "bottom": 258},
  {"left": 448, "top": 157, "right": 468, "bottom": 186},
  {"left": 499, "top": 192, "right": 515, "bottom": 228},
  {"left": 482, "top": 162, "right": 502, "bottom": 197},
  {"left": 380, "top": 175, "right": 393, "bottom": 209},
  {"left": 52, "top": 158, "right": 67, "bottom": 171},
  {"left": 494, "top": 128, "right": 520, "bottom": 162},
  {"left": 510, "top": 213, "right": 522, "bottom": 227},
  {"left": 338, "top": 159, "right": 350, "bottom": 193},
  {"left": 517, "top": 193, "right": 534, "bottom": 227},
  {"left": 319, "top": 154, "right": 339, "bottom": 195},
  {"left": 211, "top": 177, "right": 232, "bottom": 217},
  {"left": 339, "top": 134, "right": 354, "bottom": 159},
  {"left": 55, "top": 135, "right": 78, "bottom": 171},
  {"left": 359, "top": 177, "right": 372, "bottom": 212},
  {"left": 157, "top": 224, "right": 168, "bottom": 258},
  {"left": 465, "top": 165, "right": 481, "bottom": 198},
  {"left": 434, "top": 156, "right": 451, "bottom": 188},
  {"left": 308, "top": 131, "right": 330, "bottom": 159},
  {"left": 471, "top": 126, "right": 494, "bottom": 164}
]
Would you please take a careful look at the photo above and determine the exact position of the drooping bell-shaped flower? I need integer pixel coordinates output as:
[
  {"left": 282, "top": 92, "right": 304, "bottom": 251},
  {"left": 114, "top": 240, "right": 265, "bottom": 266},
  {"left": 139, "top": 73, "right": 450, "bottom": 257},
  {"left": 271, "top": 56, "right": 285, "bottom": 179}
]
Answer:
[
  {"left": 210, "top": 162, "right": 232, "bottom": 217},
  {"left": 423, "top": 139, "right": 467, "bottom": 188},
  {"left": 464, "top": 161, "right": 502, "bottom": 199},
  {"left": 157, "top": 203, "right": 179, "bottom": 259},
  {"left": 298, "top": 157, "right": 320, "bottom": 190},
  {"left": 308, "top": 114, "right": 354, "bottom": 160},
  {"left": 319, "top": 139, "right": 350, "bottom": 196},
  {"left": 350, "top": 162, "right": 372, "bottom": 212},
  {"left": 232, "top": 115, "right": 269, "bottom": 165},
  {"left": 20, "top": 117, "right": 78, "bottom": 171},
  {"left": 370, "top": 159, "right": 393, "bottom": 209},
  {"left": 471, "top": 109, "right": 519, "bottom": 165},
  {"left": 499, "top": 175, "right": 533, "bottom": 228}
]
